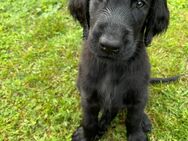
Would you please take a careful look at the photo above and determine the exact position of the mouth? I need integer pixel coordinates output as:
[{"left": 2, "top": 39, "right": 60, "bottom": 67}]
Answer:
[{"left": 96, "top": 54, "right": 116, "bottom": 61}]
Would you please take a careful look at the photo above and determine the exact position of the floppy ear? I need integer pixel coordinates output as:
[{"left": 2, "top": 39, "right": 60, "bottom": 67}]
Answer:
[
  {"left": 68, "top": 0, "right": 89, "bottom": 38},
  {"left": 144, "top": 0, "right": 170, "bottom": 46}
]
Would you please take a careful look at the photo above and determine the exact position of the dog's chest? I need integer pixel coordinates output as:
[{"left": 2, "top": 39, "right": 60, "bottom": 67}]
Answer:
[
  {"left": 100, "top": 72, "right": 113, "bottom": 94},
  {"left": 98, "top": 71, "right": 126, "bottom": 108}
]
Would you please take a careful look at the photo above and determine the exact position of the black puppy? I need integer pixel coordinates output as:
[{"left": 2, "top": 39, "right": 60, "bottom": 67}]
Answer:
[{"left": 69, "top": 0, "right": 169, "bottom": 141}]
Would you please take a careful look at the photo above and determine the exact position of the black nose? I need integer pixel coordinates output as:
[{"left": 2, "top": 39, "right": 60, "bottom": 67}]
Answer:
[{"left": 99, "top": 35, "right": 121, "bottom": 54}]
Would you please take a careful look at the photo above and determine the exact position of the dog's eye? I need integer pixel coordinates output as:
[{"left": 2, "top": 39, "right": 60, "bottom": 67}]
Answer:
[{"left": 136, "top": 0, "right": 145, "bottom": 8}]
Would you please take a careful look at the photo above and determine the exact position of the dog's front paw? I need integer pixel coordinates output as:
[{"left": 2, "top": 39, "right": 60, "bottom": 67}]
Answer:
[
  {"left": 128, "top": 131, "right": 147, "bottom": 141},
  {"left": 72, "top": 127, "right": 87, "bottom": 141}
]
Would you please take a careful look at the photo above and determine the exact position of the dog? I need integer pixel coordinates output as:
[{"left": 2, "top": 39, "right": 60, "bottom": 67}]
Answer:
[{"left": 69, "top": 0, "right": 170, "bottom": 141}]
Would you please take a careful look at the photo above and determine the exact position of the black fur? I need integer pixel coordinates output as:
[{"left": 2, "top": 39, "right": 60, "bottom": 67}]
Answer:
[
  {"left": 150, "top": 75, "right": 181, "bottom": 84},
  {"left": 144, "top": 0, "right": 169, "bottom": 46},
  {"left": 69, "top": 0, "right": 170, "bottom": 141},
  {"left": 68, "top": 0, "right": 89, "bottom": 38},
  {"left": 69, "top": 0, "right": 169, "bottom": 45}
]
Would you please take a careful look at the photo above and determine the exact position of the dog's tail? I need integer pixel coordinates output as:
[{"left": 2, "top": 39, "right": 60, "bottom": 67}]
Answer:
[{"left": 150, "top": 75, "right": 182, "bottom": 84}]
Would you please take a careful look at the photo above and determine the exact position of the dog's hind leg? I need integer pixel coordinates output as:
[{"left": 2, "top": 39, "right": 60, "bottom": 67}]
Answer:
[{"left": 142, "top": 112, "right": 152, "bottom": 133}]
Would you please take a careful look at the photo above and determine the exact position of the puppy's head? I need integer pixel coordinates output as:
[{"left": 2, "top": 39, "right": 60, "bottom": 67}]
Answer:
[{"left": 69, "top": 0, "right": 169, "bottom": 61}]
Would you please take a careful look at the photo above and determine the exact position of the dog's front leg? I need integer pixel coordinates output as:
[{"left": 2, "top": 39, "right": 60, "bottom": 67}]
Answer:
[
  {"left": 72, "top": 89, "right": 100, "bottom": 141},
  {"left": 126, "top": 90, "right": 148, "bottom": 141}
]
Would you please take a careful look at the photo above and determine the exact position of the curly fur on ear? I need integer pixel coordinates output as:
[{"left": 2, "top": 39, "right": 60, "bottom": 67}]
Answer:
[
  {"left": 68, "top": 0, "right": 89, "bottom": 38},
  {"left": 144, "top": 0, "right": 170, "bottom": 46}
]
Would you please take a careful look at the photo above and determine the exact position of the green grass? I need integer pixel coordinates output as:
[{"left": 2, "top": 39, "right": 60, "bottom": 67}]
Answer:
[{"left": 0, "top": 0, "right": 187, "bottom": 140}]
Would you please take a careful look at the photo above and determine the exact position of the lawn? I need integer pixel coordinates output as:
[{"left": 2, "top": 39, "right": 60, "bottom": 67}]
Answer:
[{"left": 0, "top": 0, "right": 187, "bottom": 140}]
